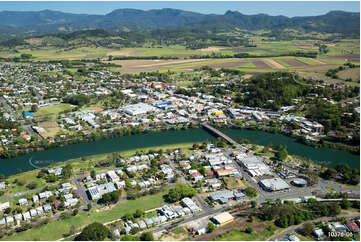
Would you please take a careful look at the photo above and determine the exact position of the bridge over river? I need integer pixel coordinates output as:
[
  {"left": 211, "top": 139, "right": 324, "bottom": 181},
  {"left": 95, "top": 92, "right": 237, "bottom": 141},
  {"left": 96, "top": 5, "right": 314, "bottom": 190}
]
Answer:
[{"left": 201, "top": 123, "right": 245, "bottom": 150}]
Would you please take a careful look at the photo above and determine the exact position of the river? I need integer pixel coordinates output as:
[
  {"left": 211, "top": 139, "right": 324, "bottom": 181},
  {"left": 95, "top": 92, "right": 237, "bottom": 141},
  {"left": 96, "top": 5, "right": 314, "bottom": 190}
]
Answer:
[{"left": 0, "top": 128, "right": 359, "bottom": 176}]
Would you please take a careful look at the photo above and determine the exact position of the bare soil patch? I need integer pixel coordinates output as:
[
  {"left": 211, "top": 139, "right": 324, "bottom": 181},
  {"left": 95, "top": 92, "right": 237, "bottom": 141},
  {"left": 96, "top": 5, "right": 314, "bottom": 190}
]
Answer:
[
  {"left": 106, "top": 50, "right": 143, "bottom": 56},
  {"left": 338, "top": 68, "right": 360, "bottom": 81},
  {"left": 326, "top": 54, "right": 360, "bottom": 62},
  {"left": 108, "top": 59, "right": 248, "bottom": 73},
  {"left": 200, "top": 59, "right": 248, "bottom": 69},
  {"left": 39, "top": 121, "right": 61, "bottom": 138},
  {"left": 200, "top": 47, "right": 221, "bottom": 52},
  {"left": 252, "top": 60, "right": 272, "bottom": 69},
  {"left": 282, "top": 59, "right": 308, "bottom": 67},
  {"left": 263, "top": 59, "right": 285, "bottom": 69}
]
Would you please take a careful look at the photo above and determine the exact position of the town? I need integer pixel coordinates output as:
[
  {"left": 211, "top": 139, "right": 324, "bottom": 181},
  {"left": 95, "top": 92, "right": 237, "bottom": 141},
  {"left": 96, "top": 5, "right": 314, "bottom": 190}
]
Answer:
[
  {"left": 0, "top": 127, "right": 359, "bottom": 240},
  {"left": 0, "top": 1, "right": 359, "bottom": 241},
  {"left": 0, "top": 62, "right": 359, "bottom": 163}
]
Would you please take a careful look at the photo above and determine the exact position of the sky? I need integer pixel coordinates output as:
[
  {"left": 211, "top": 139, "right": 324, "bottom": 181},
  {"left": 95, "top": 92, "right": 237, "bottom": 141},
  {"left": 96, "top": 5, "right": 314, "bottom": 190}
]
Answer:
[{"left": 0, "top": 1, "right": 359, "bottom": 17}]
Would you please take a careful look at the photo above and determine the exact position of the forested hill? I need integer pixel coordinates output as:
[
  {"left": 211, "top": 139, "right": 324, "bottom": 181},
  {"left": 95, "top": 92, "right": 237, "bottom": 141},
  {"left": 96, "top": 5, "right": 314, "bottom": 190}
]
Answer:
[{"left": 0, "top": 8, "right": 359, "bottom": 39}]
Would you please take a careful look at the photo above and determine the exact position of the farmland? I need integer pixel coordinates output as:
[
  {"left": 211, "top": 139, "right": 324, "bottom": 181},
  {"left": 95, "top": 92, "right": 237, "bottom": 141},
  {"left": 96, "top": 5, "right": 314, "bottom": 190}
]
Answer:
[{"left": 0, "top": 36, "right": 358, "bottom": 86}]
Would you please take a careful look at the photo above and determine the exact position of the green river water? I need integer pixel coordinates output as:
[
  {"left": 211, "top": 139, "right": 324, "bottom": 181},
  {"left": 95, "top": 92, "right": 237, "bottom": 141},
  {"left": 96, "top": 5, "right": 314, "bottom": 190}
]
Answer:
[{"left": 0, "top": 128, "right": 359, "bottom": 176}]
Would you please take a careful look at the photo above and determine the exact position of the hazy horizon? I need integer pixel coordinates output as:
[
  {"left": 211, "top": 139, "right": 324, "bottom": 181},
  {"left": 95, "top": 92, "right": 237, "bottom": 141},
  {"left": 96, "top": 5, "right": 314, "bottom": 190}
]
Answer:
[{"left": 0, "top": 1, "right": 359, "bottom": 17}]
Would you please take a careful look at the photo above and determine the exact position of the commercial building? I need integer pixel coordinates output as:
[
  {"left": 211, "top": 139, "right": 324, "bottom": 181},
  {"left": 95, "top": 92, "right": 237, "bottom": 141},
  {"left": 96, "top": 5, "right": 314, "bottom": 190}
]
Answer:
[
  {"left": 87, "top": 182, "right": 116, "bottom": 200},
  {"left": 215, "top": 169, "right": 234, "bottom": 177},
  {"left": 120, "top": 103, "right": 156, "bottom": 116},
  {"left": 259, "top": 178, "right": 290, "bottom": 192},
  {"left": 181, "top": 197, "right": 201, "bottom": 213},
  {"left": 209, "top": 190, "right": 234, "bottom": 204},
  {"left": 237, "top": 155, "right": 271, "bottom": 177},
  {"left": 291, "top": 178, "right": 308, "bottom": 187},
  {"left": 211, "top": 212, "right": 234, "bottom": 226}
]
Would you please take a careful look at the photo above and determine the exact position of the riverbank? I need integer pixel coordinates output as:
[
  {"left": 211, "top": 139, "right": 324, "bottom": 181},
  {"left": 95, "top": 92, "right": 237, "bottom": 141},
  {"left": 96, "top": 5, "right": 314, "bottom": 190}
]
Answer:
[
  {"left": 0, "top": 142, "right": 199, "bottom": 198},
  {"left": 230, "top": 123, "right": 360, "bottom": 155}
]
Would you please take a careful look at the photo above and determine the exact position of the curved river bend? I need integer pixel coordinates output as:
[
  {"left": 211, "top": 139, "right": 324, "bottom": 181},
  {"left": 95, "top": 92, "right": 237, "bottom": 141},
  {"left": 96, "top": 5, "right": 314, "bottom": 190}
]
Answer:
[{"left": 0, "top": 128, "right": 359, "bottom": 176}]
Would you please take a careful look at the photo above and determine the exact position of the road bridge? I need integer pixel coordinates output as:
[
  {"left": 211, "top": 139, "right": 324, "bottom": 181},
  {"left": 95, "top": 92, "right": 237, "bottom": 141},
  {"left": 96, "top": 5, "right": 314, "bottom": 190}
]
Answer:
[{"left": 201, "top": 123, "right": 240, "bottom": 148}]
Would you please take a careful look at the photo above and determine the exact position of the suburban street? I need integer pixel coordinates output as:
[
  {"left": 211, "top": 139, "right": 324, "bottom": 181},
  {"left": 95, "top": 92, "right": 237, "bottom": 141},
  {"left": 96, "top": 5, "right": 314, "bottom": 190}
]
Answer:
[{"left": 0, "top": 96, "right": 42, "bottom": 139}]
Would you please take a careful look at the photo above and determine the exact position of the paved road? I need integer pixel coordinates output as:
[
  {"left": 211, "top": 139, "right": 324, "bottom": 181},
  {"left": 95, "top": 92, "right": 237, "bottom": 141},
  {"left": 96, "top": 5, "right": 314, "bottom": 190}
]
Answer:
[
  {"left": 269, "top": 213, "right": 360, "bottom": 241},
  {"left": 73, "top": 177, "right": 89, "bottom": 211},
  {"left": 0, "top": 96, "right": 42, "bottom": 139}
]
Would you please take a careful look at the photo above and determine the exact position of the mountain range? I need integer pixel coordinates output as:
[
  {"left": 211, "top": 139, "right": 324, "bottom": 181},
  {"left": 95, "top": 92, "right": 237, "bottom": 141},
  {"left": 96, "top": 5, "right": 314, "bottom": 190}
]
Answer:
[{"left": 0, "top": 8, "right": 359, "bottom": 39}]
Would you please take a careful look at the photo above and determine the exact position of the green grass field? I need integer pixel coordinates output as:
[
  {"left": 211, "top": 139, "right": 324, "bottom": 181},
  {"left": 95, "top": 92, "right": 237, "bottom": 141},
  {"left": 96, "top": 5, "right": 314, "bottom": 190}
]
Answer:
[
  {"left": 35, "top": 104, "right": 74, "bottom": 120},
  {"left": 3, "top": 190, "right": 168, "bottom": 241}
]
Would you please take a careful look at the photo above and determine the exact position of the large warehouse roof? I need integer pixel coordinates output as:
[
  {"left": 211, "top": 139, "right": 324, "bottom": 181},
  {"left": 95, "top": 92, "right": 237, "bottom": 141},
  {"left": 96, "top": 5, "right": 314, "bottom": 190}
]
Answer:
[
  {"left": 259, "top": 178, "right": 290, "bottom": 191},
  {"left": 212, "top": 212, "right": 234, "bottom": 225}
]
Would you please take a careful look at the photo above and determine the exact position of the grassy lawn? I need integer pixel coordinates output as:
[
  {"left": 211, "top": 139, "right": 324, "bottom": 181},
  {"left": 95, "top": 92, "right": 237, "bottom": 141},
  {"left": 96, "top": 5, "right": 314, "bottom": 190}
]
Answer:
[
  {"left": 1, "top": 170, "right": 48, "bottom": 197},
  {"left": 171, "top": 227, "right": 186, "bottom": 234},
  {"left": 35, "top": 104, "right": 74, "bottom": 120},
  {"left": 214, "top": 229, "right": 274, "bottom": 241},
  {"left": 3, "top": 190, "right": 168, "bottom": 241},
  {"left": 325, "top": 186, "right": 335, "bottom": 192}
]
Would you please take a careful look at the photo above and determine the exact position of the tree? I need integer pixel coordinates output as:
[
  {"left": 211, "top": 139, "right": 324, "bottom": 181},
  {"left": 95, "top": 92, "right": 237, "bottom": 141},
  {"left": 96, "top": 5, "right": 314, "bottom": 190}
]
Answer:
[
  {"left": 207, "top": 222, "right": 215, "bottom": 233},
  {"left": 75, "top": 222, "right": 109, "bottom": 241},
  {"left": 87, "top": 203, "right": 92, "bottom": 211},
  {"left": 90, "top": 170, "right": 96, "bottom": 179},
  {"left": 299, "top": 222, "right": 315, "bottom": 237},
  {"left": 26, "top": 181, "right": 38, "bottom": 189},
  {"left": 140, "top": 232, "right": 154, "bottom": 241},
  {"left": 192, "top": 143, "right": 200, "bottom": 150},
  {"left": 277, "top": 214, "right": 289, "bottom": 228},
  {"left": 31, "top": 104, "right": 38, "bottom": 113},
  {"left": 98, "top": 191, "right": 120, "bottom": 205},
  {"left": 275, "top": 148, "right": 288, "bottom": 161},
  {"left": 165, "top": 183, "right": 197, "bottom": 202},
  {"left": 124, "top": 212, "right": 134, "bottom": 221},
  {"left": 134, "top": 209, "right": 144, "bottom": 218},
  {"left": 130, "top": 227, "right": 140, "bottom": 235},
  {"left": 245, "top": 227, "right": 253, "bottom": 234},
  {"left": 244, "top": 187, "right": 257, "bottom": 198},
  {"left": 250, "top": 200, "right": 257, "bottom": 208},
  {"left": 321, "top": 168, "right": 337, "bottom": 179},
  {"left": 340, "top": 198, "right": 352, "bottom": 209}
]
